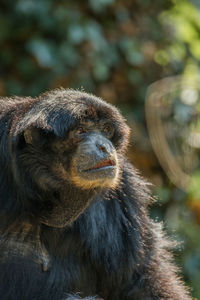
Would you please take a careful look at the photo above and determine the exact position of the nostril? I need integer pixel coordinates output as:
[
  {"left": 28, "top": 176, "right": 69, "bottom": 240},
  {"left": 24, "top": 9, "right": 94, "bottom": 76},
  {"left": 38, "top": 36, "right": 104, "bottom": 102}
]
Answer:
[
  {"left": 98, "top": 145, "right": 107, "bottom": 153},
  {"left": 96, "top": 142, "right": 107, "bottom": 153}
]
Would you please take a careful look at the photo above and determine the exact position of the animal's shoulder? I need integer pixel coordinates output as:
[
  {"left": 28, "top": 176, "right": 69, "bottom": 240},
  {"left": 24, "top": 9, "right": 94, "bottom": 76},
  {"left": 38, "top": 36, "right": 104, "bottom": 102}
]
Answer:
[{"left": 0, "top": 222, "right": 50, "bottom": 271}]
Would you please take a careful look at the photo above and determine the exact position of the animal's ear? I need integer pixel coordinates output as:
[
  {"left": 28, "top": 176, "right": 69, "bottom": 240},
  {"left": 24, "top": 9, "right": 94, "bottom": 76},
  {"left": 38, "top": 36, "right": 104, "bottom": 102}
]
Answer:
[
  {"left": 24, "top": 127, "right": 40, "bottom": 145},
  {"left": 23, "top": 127, "right": 53, "bottom": 146}
]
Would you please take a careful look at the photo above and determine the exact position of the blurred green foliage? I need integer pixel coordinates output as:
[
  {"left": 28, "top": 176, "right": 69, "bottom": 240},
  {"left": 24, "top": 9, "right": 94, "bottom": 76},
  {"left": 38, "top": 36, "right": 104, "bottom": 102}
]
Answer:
[{"left": 0, "top": 0, "right": 200, "bottom": 298}]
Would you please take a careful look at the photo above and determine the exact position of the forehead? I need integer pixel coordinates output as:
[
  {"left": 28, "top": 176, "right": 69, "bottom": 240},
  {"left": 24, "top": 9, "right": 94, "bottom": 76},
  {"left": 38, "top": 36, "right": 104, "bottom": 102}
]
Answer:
[
  {"left": 46, "top": 90, "right": 117, "bottom": 118},
  {"left": 40, "top": 90, "right": 123, "bottom": 124},
  {"left": 44, "top": 90, "right": 126, "bottom": 137}
]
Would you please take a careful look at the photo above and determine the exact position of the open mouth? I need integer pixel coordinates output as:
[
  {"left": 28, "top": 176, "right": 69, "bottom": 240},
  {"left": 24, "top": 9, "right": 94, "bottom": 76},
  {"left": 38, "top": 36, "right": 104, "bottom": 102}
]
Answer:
[{"left": 85, "top": 159, "right": 116, "bottom": 172}]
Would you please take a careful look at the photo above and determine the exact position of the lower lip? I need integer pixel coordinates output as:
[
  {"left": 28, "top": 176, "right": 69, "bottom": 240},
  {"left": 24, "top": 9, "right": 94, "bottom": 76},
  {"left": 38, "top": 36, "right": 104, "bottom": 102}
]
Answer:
[{"left": 84, "top": 165, "right": 116, "bottom": 173}]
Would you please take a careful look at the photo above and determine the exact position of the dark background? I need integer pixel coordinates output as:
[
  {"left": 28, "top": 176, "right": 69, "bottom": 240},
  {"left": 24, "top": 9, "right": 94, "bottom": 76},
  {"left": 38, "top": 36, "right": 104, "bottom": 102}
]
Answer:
[{"left": 0, "top": 0, "right": 200, "bottom": 298}]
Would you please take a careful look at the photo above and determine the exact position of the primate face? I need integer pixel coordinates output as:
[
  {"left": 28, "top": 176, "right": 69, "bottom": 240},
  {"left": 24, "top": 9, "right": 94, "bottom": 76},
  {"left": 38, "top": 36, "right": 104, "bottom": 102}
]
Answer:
[
  {"left": 52, "top": 119, "right": 119, "bottom": 190},
  {"left": 22, "top": 119, "right": 119, "bottom": 191}
]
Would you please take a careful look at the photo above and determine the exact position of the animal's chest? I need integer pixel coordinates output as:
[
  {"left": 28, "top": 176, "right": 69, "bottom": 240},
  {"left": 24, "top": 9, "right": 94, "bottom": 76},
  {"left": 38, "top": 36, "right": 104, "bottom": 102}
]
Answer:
[
  {"left": 47, "top": 239, "right": 122, "bottom": 299},
  {"left": 49, "top": 224, "right": 131, "bottom": 297}
]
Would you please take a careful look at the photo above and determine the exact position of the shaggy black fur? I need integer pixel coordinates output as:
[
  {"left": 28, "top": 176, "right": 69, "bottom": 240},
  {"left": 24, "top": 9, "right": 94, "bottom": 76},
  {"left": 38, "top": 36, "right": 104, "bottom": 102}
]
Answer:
[{"left": 0, "top": 89, "right": 191, "bottom": 300}]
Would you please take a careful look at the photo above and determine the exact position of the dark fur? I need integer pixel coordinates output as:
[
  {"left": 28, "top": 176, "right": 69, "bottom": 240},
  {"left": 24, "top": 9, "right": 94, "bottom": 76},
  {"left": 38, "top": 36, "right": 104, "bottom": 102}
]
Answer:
[{"left": 0, "top": 89, "right": 191, "bottom": 300}]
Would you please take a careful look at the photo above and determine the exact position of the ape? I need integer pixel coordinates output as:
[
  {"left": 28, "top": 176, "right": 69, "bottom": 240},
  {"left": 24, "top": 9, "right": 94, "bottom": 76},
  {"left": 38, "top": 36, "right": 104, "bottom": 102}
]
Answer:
[{"left": 0, "top": 89, "right": 191, "bottom": 300}]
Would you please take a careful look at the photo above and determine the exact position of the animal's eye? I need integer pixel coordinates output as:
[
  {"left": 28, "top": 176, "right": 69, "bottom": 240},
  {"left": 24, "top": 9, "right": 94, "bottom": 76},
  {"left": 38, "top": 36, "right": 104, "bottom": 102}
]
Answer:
[
  {"left": 102, "top": 123, "right": 114, "bottom": 138},
  {"left": 76, "top": 127, "right": 87, "bottom": 135}
]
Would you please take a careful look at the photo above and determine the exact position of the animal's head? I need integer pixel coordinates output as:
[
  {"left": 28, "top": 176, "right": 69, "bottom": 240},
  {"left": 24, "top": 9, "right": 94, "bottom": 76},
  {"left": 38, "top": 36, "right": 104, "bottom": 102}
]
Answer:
[{"left": 1, "top": 89, "right": 130, "bottom": 227}]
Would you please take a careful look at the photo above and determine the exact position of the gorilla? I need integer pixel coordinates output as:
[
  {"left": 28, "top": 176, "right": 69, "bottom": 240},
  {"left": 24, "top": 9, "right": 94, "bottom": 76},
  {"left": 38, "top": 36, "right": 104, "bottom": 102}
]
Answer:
[{"left": 0, "top": 89, "right": 191, "bottom": 299}]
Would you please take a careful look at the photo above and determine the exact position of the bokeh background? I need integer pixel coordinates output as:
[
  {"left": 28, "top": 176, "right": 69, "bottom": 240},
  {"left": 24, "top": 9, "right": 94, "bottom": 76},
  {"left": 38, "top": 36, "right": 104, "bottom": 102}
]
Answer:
[{"left": 0, "top": 0, "right": 200, "bottom": 298}]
